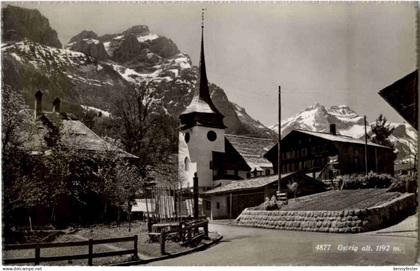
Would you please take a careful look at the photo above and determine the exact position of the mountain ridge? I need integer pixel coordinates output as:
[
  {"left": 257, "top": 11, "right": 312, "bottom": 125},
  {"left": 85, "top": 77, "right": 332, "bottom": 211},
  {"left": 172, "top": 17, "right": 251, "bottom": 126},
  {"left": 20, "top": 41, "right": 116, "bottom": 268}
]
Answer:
[{"left": 2, "top": 5, "right": 276, "bottom": 140}]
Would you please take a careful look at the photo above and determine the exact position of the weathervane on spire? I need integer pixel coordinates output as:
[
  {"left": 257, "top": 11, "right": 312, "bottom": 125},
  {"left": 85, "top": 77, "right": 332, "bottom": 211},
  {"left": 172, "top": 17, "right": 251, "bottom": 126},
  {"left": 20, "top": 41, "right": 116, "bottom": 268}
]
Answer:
[{"left": 201, "top": 8, "right": 206, "bottom": 29}]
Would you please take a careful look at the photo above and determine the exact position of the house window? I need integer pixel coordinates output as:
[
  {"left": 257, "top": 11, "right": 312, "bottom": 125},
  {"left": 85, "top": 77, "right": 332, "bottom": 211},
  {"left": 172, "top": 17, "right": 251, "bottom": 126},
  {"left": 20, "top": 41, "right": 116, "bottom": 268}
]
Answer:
[
  {"left": 265, "top": 169, "right": 271, "bottom": 176},
  {"left": 234, "top": 169, "right": 239, "bottom": 176},
  {"left": 216, "top": 202, "right": 220, "bottom": 209},
  {"left": 246, "top": 172, "right": 251, "bottom": 178},
  {"left": 184, "top": 157, "right": 190, "bottom": 171},
  {"left": 205, "top": 201, "right": 211, "bottom": 210}
]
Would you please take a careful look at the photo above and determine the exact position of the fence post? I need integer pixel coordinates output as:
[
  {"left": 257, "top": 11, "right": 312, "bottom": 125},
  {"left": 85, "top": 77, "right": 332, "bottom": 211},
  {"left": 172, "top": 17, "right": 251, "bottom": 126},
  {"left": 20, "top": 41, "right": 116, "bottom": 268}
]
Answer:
[
  {"left": 160, "top": 231, "right": 166, "bottom": 255},
  {"left": 34, "top": 246, "right": 40, "bottom": 265},
  {"left": 187, "top": 228, "right": 192, "bottom": 244},
  {"left": 133, "top": 235, "right": 139, "bottom": 260},
  {"left": 204, "top": 222, "right": 208, "bottom": 238},
  {"left": 88, "top": 238, "right": 93, "bottom": 266}
]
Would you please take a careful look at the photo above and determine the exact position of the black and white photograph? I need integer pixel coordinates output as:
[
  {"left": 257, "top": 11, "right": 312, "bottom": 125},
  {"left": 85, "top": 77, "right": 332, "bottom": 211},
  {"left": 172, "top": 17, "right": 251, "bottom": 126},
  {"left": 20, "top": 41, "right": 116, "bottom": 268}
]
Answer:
[{"left": 1, "top": 1, "right": 418, "bottom": 267}]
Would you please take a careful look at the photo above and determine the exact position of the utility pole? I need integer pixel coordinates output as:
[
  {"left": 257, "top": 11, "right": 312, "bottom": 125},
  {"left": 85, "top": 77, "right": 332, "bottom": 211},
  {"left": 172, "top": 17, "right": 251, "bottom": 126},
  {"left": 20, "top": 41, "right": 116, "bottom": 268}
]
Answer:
[
  {"left": 193, "top": 172, "right": 199, "bottom": 220},
  {"left": 277, "top": 85, "right": 282, "bottom": 193},
  {"left": 364, "top": 115, "right": 368, "bottom": 176}
]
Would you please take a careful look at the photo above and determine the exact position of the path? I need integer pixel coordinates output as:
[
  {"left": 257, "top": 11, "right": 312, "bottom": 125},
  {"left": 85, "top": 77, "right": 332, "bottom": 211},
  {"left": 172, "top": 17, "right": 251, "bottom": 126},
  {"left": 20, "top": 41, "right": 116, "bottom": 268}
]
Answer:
[{"left": 147, "top": 217, "right": 417, "bottom": 266}]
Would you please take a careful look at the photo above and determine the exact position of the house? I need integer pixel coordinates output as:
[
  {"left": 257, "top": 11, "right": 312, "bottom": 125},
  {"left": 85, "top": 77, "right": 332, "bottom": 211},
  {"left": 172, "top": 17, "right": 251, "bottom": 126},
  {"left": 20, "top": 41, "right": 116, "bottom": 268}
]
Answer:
[
  {"left": 264, "top": 124, "right": 396, "bottom": 179},
  {"left": 28, "top": 90, "right": 137, "bottom": 159},
  {"left": 204, "top": 172, "right": 326, "bottom": 219},
  {"left": 21, "top": 90, "right": 138, "bottom": 226}
]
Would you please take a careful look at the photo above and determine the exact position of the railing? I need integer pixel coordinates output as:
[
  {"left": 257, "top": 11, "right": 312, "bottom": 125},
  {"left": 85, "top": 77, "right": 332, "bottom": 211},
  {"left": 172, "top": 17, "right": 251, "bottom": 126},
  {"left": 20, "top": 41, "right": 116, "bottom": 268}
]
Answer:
[
  {"left": 159, "top": 219, "right": 208, "bottom": 255},
  {"left": 4, "top": 235, "right": 138, "bottom": 266}
]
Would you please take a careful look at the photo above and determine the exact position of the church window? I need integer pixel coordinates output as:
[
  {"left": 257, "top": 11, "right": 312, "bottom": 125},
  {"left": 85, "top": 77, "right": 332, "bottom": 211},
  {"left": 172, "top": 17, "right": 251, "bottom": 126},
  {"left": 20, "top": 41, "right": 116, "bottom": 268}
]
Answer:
[
  {"left": 184, "top": 157, "right": 190, "bottom": 171},
  {"left": 207, "top": 131, "right": 217, "bottom": 142},
  {"left": 185, "top": 132, "right": 190, "bottom": 143}
]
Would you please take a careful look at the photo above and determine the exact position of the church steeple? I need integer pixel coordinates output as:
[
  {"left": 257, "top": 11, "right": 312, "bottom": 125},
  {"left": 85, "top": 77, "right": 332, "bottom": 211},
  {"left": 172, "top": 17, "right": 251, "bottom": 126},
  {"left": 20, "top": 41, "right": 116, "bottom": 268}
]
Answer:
[{"left": 180, "top": 9, "right": 225, "bottom": 130}]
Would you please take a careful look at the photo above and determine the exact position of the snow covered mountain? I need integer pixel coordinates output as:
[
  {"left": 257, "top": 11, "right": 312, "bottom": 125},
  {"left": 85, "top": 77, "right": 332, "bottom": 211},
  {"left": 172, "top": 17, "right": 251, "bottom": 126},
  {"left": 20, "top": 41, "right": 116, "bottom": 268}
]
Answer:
[
  {"left": 2, "top": 5, "right": 275, "bottom": 139},
  {"left": 269, "top": 103, "right": 417, "bottom": 163}
]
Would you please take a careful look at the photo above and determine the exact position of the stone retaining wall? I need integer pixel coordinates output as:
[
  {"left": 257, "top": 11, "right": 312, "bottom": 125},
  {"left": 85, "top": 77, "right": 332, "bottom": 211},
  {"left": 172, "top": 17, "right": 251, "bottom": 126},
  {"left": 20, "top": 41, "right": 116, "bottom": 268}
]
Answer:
[{"left": 235, "top": 193, "right": 417, "bottom": 233}]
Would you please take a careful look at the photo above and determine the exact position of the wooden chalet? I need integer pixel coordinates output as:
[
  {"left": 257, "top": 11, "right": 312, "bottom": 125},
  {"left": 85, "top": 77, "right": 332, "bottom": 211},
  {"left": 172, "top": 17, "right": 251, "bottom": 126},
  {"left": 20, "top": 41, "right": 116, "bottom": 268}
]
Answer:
[{"left": 264, "top": 124, "right": 396, "bottom": 179}]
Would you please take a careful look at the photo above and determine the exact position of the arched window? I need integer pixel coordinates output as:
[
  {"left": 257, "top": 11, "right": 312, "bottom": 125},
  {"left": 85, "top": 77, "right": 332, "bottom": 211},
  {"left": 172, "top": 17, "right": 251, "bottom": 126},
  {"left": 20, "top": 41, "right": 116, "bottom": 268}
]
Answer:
[{"left": 184, "top": 157, "right": 190, "bottom": 171}]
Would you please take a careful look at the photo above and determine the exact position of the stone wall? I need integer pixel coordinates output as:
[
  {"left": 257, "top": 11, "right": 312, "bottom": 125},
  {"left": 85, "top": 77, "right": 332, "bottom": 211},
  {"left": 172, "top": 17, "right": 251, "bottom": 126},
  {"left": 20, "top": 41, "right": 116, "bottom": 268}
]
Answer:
[{"left": 236, "top": 193, "right": 417, "bottom": 233}]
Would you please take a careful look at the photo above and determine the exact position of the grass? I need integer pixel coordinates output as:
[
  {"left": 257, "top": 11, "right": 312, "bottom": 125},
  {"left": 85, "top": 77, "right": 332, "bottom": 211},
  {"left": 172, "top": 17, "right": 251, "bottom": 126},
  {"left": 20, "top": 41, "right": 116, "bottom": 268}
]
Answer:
[{"left": 281, "top": 189, "right": 402, "bottom": 211}]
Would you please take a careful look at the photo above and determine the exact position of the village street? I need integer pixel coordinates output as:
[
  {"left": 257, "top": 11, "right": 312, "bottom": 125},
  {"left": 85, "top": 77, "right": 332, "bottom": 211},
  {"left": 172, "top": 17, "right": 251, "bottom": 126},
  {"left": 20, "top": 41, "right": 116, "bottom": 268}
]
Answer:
[{"left": 147, "top": 215, "right": 417, "bottom": 266}]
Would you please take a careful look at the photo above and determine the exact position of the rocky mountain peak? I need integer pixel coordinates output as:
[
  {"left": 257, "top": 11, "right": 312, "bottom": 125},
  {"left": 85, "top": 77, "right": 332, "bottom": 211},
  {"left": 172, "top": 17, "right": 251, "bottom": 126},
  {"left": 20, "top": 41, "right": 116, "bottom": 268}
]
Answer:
[
  {"left": 69, "top": 30, "right": 98, "bottom": 43},
  {"left": 2, "top": 5, "right": 62, "bottom": 48},
  {"left": 122, "top": 25, "right": 150, "bottom": 36}
]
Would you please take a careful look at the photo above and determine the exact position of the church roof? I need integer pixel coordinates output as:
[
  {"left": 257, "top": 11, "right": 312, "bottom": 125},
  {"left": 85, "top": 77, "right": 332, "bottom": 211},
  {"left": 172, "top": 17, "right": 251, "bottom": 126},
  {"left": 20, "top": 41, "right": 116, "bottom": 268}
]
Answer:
[{"left": 225, "top": 134, "right": 277, "bottom": 171}]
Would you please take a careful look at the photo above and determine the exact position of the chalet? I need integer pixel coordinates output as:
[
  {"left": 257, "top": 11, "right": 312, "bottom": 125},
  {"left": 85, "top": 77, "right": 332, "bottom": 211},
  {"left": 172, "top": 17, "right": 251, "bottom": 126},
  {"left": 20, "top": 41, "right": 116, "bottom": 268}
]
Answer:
[
  {"left": 264, "top": 124, "right": 396, "bottom": 179},
  {"left": 20, "top": 90, "right": 138, "bottom": 226},
  {"left": 28, "top": 90, "right": 137, "bottom": 159}
]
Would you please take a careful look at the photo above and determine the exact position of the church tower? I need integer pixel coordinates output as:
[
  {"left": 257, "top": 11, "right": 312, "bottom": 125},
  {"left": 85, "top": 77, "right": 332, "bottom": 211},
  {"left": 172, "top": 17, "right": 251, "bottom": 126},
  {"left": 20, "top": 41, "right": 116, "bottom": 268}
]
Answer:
[{"left": 178, "top": 10, "right": 226, "bottom": 190}]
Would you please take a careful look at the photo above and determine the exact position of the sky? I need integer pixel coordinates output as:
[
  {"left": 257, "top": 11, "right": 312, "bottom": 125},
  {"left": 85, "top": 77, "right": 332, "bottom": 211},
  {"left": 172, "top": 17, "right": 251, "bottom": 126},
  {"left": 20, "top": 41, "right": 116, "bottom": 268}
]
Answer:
[{"left": 9, "top": 2, "right": 418, "bottom": 127}]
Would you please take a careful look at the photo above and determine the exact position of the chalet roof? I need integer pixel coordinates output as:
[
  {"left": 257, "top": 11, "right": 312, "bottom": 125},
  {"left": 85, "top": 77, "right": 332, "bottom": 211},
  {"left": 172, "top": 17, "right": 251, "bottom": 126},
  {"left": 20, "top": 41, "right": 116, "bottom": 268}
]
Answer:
[
  {"left": 225, "top": 134, "right": 276, "bottom": 170},
  {"left": 378, "top": 70, "right": 418, "bottom": 130},
  {"left": 293, "top": 129, "right": 392, "bottom": 149},
  {"left": 29, "top": 112, "right": 138, "bottom": 159},
  {"left": 204, "top": 173, "right": 294, "bottom": 195}
]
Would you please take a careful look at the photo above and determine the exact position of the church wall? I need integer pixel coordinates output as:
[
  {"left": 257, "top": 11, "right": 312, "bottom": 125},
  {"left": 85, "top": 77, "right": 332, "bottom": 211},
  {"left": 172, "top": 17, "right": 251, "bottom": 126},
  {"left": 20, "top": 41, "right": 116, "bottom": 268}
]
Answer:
[{"left": 179, "top": 126, "right": 225, "bottom": 188}]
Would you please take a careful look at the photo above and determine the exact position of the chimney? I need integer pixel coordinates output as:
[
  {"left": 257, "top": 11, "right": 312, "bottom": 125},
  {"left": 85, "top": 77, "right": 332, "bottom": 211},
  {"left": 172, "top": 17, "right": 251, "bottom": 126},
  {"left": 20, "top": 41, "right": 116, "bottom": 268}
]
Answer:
[
  {"left": 52, "top": 97, "right": 61, "bottom": 113},
  {"left": 329, "top": 123, "right": 336, "bottom": 135},
  {"left": 34, "top": 90, "right": 43, "bottom": 119}
]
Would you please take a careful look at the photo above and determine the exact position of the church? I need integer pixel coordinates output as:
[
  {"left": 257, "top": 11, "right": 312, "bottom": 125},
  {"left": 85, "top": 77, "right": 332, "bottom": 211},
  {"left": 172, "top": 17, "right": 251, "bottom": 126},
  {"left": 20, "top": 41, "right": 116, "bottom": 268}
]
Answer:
[{"left": 177, "top": 19, "right": 276, "bottom": 192}]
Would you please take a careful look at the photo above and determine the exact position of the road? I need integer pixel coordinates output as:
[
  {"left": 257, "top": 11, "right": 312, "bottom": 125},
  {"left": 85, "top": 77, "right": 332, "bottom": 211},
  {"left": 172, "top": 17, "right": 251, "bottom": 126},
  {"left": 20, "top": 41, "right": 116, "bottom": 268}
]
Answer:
[{"left": 147, "top": 215, "right": 418, "bottom": 266}]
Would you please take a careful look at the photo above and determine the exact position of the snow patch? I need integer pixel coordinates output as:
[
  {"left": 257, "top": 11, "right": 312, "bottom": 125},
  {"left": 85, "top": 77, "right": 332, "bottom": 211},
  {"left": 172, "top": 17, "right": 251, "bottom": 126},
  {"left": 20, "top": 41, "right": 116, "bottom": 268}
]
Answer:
[
  {"left": 81, "top": 105, "right": 111, "bottom": 118},
  {"left": 137, "top": 33, "right": 159, "bottom": 42}
]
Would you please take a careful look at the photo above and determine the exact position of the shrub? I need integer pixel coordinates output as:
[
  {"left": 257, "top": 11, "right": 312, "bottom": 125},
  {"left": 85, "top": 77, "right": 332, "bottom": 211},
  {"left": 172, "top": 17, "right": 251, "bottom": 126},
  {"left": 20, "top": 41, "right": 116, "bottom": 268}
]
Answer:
[
  {"left": 387, "top": 174, "right": 417, "bottom": 193},
  {"left": 333, "top": 173, "right": 394, "bottom": 190}
]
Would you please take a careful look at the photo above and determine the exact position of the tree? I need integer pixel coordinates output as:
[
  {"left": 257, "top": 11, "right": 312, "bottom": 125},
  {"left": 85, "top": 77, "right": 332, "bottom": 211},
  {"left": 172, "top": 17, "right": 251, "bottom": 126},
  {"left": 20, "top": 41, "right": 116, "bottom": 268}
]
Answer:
[
  {"left": 112, "top": 82, "right": 178, "bottom": 179},
  {"left": 370, "top": 114, "right": 395, "bottom": 148}
]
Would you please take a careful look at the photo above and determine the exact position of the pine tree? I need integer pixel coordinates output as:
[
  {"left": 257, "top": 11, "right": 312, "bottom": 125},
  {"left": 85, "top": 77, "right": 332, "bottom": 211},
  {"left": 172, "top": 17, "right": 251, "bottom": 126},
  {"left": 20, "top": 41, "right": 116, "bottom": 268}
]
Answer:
[{"left": 371, "top": 114, "right": 395, "bottom": 148}]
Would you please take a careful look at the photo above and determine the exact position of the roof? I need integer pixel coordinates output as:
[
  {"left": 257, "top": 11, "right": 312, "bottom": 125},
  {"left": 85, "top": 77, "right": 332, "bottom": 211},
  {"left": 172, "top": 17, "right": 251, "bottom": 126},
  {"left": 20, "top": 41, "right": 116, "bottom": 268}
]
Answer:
[
  {"left": 29, "top": 112, "right": 137, "bottom": 159},
  {"left": 225, "top": 134, "right": 277, "bottom": 170},
  {"left": 293, "top": 129, "right": 392, "bottom": 149},
  {"left": 204, "top": 173, "right": 295, "bottom": 195},
  {"left": 378, "top": 70, "right": 417, "bottom": 130},
  {"left": 182, "top": 97, "right": 215, "bottom": 114}
]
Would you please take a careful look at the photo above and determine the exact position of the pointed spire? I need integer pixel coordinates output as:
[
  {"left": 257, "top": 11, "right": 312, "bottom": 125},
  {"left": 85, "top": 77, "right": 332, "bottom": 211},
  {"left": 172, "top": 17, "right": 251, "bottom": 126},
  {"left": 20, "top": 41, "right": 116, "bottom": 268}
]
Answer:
[
  {"left": 190, "top": 8, "right": 221, "bottom": 115},
  {"left": 197, "top": 8, "right": 212, "bottom": 108},
  {"left": 179, "top": 9, "right": 225, "bottom": 130}
]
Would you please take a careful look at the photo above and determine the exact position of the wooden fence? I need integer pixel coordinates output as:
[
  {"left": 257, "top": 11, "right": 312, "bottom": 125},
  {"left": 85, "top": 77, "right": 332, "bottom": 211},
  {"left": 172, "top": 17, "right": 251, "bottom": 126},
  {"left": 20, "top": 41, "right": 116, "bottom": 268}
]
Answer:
[
  {"left": 160, "top": 219, "right": 209, "bottom": 255},
  {"left": 4, "top": 235, "right": 138, "bottom": 266}
]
